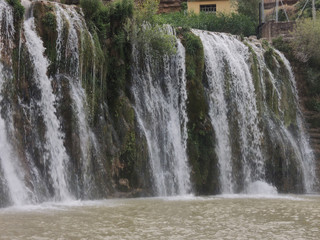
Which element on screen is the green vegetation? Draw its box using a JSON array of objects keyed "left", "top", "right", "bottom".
[
  {"left": 42, "top": 12, "right": 56, "bottom": 30},
  {"left": 124, "top": 0, "right": 177, "bottom": 57},
  {"left": 179, "top": 29, "right": 219, "bottom": 194},
  {"left": 291, "top": 17, "right": 320, "bottom": 66},
  {"left": 155, "top": 11, "right": 256, "bottom": 37},
  {"left": 79, "top": 0, "right": 177, "bottom": 114},
  {"left": 7, "top": 0, "right": 24, "bottom": 21},
  {"left": 296, "top": 0, "right": 320, "bottom": 18},
  {"left": 272, "top": 36, "right": 295, "bottom": 60},
  {"left": 79, "top": 0, "right": 133, "bottom": 117},
  {"left": 273, "top": 34, "right": 320, "bottom": 114},
  {"left": 80, "top": 0, "right": 133, "bottom": 40},
  {"left": 234, "top": 0, "right": 260, "bottom": 22},
  {"left": 33, "top": 2, "right": 58, "bottom": 76}
]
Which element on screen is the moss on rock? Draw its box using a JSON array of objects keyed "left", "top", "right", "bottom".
[
  {"left": 33, "top": 1, "right": 58, "bottom": 76},
  {"left": 179, "top": 30, "right": 219, "bottom": 195}
]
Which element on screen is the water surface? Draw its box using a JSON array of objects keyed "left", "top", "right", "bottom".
[{"left": 1, "top": 195, "right": 319, "bottom": 239}]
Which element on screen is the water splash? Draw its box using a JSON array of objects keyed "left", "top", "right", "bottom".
[{"left": 245, "top": 180, "right": 278, "bottom": 195}]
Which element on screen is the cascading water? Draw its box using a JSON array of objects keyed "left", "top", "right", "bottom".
[
  {"left": 194, "top": 29, "right": 317, "bottom": 194},
  {"left": 0, "top": 0, "right": 29, "bottom": 205},
  {"left": 247, "top": 41, "right": 317, "bottom": 193},
  {"left": 194, "top": 30, "right": 265, "bottom": 193},
  {"left": 23, "top": 12, "right": 71, "bottom": 200},
  {"left": 54, "top": 3, "right": 98, "bottom": 197},
  {"left": 275, "top": 50, "right": 317, "bottom": 192},
  {"left": 131, "top": 27, "right": 191, "bottom": 196}
]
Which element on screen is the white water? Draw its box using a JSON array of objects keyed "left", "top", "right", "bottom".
[
  {"left": 245, "top": 180, "right": 278, "bottom": 195},
  {"left": 194, "top": 30, "right": 317, "bottom": 194},
  {"left": 55, "top": 4, "right": 84, "bottom": 76},
  {"left": 0, "top": 0, "right": 29, "bottom": 205},
  {"left": 194, "top": 30, "right": 265, "bottom": 193},
  {"left": 24, "top": 16, "right": 71, "bottom": 200},
  {"left": 132, "top": 29, "right": 191, "bottom": 196},
  {"left": 246, "top": 39, "right": 317, "bottom": 193},
  {"left": 70, "top": 79, "right": 96, "bottom": 193},
  {"left": 194, "top": 30, "right": 234, "bottom": 193},
  {"left": 55, "top": 4, "right": 97, "bottom": 194},
  {"left": 275, "top": 50, "right": 317, "bottom": 192}
]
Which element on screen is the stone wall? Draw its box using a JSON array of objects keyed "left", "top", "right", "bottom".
[{"left": 260, "top": 20, "right": 295, "bottom": 40}]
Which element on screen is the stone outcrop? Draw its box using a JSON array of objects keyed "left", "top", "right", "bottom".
[{"left": 291, "top": 63, "right": 320, "bottom": 191}]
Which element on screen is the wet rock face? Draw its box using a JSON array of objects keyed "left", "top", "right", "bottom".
[{"left": 291, "top": 64, "right": 320, "bottom": 192}]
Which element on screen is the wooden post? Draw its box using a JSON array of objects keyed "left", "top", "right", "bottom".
[
  {"left": 312, "top": 0, "right": 316, "bottom": 21},
  {"left": 261, "top": 0, "right": 265, "bottom": 23},
  {"left": 276, "top": 0, "right": 279, "bottom": 22}
]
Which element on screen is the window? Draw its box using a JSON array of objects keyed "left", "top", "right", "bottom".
[{"left": 200, "top": 4, "right": 217, "bottom": 13}]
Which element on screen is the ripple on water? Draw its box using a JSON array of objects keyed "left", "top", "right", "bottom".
[{"left": 0, "top": 195, "right": 319, "bottom": 239}]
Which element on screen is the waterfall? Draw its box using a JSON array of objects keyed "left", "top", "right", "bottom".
[
  {"left": 23, "top": 15, "right": 71, "bottom": 200},
  {"left": 194, "top": 29, "right": 317, "bottom": 194},
  {"left": 275, "top": 50, "right": 317, "bottom": 192},
  {"left": 194, "top": 30, "right": 265, "bottom": 193},
  {"left": 55, "top": 3, "right": 98, "bottom": 197},
  {"left": 0, "top": 0, "right": 30, "bottom": 205},
  {"left": 247, "top": 41, "right": 317, "bottom": 193},
  {"left": 131, "top": 28, "right": 191, "bottom": 196},
  {"left": 0, "top": 0, "right": 318, "bottom": 207}
]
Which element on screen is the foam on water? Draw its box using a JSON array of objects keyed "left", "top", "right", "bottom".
[{"left": 245, "top": 180, "right": 278, "bottom": 195}]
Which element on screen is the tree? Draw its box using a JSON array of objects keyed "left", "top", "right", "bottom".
[
  {"left": 296, "top": 0, "right": 320, "bottom": 19},
  {"left": 234, "top": 0, "right": 261, "bottom": 22}
]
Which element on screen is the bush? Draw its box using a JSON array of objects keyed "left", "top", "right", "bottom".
[
  {"left": 184, "top": 32, "right": 202, "bottom": 55},
  {"left": 124, "top": 0, "right": 177, "bottom": 57},
  {"left": 296, "top": 0, "right": 320, "bottom": 19},
  {"left": 80, "top": 0, "right": 103, "bottom": 20},
  {"left": 291, "top": 17, "right": 320, "bottom": 65},
  {"left": 154, "top": 11, "right": 256, "bottom": 37},
  {"left": 42, "top": 12, "right": 56, "bottom": 30},
  {"left": 235, "top": 0, "right": 260, "bottom": 23}
]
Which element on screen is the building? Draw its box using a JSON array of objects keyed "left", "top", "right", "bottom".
[{"left": 187, "top": 0, "right": 235, "bottom": 14}]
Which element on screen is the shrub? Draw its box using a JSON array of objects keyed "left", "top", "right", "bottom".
[
  {"left": 291, "top": 17, "right": 320, "bottom": 65},
  {"left": 7, "top": 0, "right": 24, "bottom": 22},
  {"left": 124, "top": 0, "right": 177, "bottom": 57},
  {"left": 234, "top": 0, "right": 260, "bottom": 23},
  {"left": 296, "top": 0, "right": 320, "bottom": 19},
  {"left": 80, "top": 0, "right": 102, "bottom": 20},
  {"left": 154, "top": 11, "right": 256, "bottom": 37},
  {"left": 184, "top": 32, "right": 202, "bottom": 55},
  {"left": 42, "top": 12, "right": 56, "bottom": 30}
]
